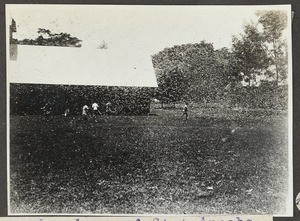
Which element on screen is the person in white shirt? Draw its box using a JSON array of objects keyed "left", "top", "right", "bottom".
[
  {"left": 82, "top": 105, "right": 89, "bottom": 120},
  {"left": 92, "top": 102, "right": 100, "bottom": 116}
]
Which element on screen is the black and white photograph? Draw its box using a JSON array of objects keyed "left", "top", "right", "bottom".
[{"left": 6, "top": 4, "right": 293, "bottom": 216}]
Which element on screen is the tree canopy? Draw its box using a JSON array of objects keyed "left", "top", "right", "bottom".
[
  {"left": 232, "top": 23, "right": 271, "bottom": 86},
  {"left": 256, "top": 10, "right": 288, "bottom": 84},
  {"left": 18, "top": 28, "right": 82, "bottom": 47},
  {"left": 152, "top": 41, "right": 239, "bottom": 103},
  {"left": 232, "top": 10, "right": 288, "bottom": 86}
]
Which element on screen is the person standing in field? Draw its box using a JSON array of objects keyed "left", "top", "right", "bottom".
[
  {"left": 182, "top": 102, "right": 188, "bottom": 120},
  {"left": 64, "top": 108, "right": 70, "bottom": 117},
  {"left": 82, "top": 104, "right": 89, "bottom": 120},
  {"left": 92, "top": 102, "right": 100, "bottom": 116},
  {"left": 106, "top": 101, "right": 116, "bottom": 115}
]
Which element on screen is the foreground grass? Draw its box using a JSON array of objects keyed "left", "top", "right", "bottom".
[{"left": 9, "top": 108, "right": 289, "bottom": 214}]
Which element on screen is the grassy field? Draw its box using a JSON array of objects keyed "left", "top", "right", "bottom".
[{"left": 9, "top": 107, "right": 289, "bottom": 214}]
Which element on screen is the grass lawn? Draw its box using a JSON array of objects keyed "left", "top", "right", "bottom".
[{"left": 9, "top": 107, "right": 289, "bottom": 214}]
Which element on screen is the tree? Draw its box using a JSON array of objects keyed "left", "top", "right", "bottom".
[
  {"left": 215, "top": 47, "right": 243, "bottom": 86},
  {"left": 256, "top": 10, "right": 288, "bottom": 85},
  {"left": 232, "top": 23, "right": 270, "bottom": 86},
  {"left": 154, "top": 67, "right": 190, "bottom": 108},
  {"left": 152, "top": 41, "right": 235, "bottom": 103},
  {"left": 18, "top": 28, "right": 82, "bottom": 47}
]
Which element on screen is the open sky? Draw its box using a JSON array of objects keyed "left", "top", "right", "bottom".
[{"left": 6, "top": 5, "right": 290, "bottom": 55}]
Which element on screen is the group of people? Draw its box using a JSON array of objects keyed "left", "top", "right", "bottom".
[
  {"left": 64, "top": 102, "right": 116, "bottom": 118},
  {"left": 64, "top": 101, "right": 189, "bottom": 120},
  {"left": 82, "top": 102, "right": 115, "bottom": 118},
  {"left": 82, "top": 102, "right": 100, "bottom": 117}
]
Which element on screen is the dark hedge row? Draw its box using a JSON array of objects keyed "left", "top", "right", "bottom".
[
  {"left": 10, "top": 83, "right": 154, "bottom": 116},
  {"left": 225, "top": 85, "right": 288, "bottom": 109}
]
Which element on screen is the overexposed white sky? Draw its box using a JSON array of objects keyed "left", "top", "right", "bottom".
[
  {"left": 6, "top": 4, "right": 290, "bottom": 55},
  {"left": 6, "top": 5, "right": 291, "bottom": 88}
]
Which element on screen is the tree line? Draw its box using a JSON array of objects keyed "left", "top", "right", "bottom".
[
  {"left": 151, "top": 10, "right": 288, "bottom": 109},
  {"left": 10, "top": 84, "right": 153, "bottom": 115}
]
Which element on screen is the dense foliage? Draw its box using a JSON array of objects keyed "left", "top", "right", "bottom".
[
  {"left": 232, "top": 11, "right": 288, "bottom": 85},
  {"left": 10, "top": 84, "right": 153, "bottom": 115},
  {"left": 232, "top": 23, "right": 271, "bottom": 86},
  {"left": 152, "top": 10, "right": 288, "bottom": 109},
  {"left": 152, "top": 42, "right": 240, "bottom": 104}
]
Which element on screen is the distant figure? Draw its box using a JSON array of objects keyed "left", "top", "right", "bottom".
[
  {"left": 41, "top": 103, "right": 51, "bottom": 115},
  {"left": 82, "top": 105, "right": 89, "bottom": 120},
  {"left": 92, "top": 102, "right": 100, "bottom": 116},
  {"left": 64, "top": 108, "right": 70, "bottom": 117},
  {"left": 203, "top": 97, "right": 207, "bottom": 107},
  {"left": 181, "top": 102, "right": 188, "bottom": 120},
  {"left": 106, "top": 102, "right": 115, "bottom": 115}
]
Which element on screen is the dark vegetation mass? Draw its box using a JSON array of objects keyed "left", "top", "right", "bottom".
[
  {"left": 151, "top": 11, "right": 288, "bottom": 109},
  {"left": 151, "top": 42, "right": 288, "bottom": 109},
  {"left": 10, "top": 84, "right": 152, "bottom": 115}
]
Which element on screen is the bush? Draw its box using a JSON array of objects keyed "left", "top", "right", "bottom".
[
  {"left": 226, "top": 85, "right": 288, "bottom": 109},
  {"left": 10, "top": 84, "right": 153, "bottom": 116}
]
